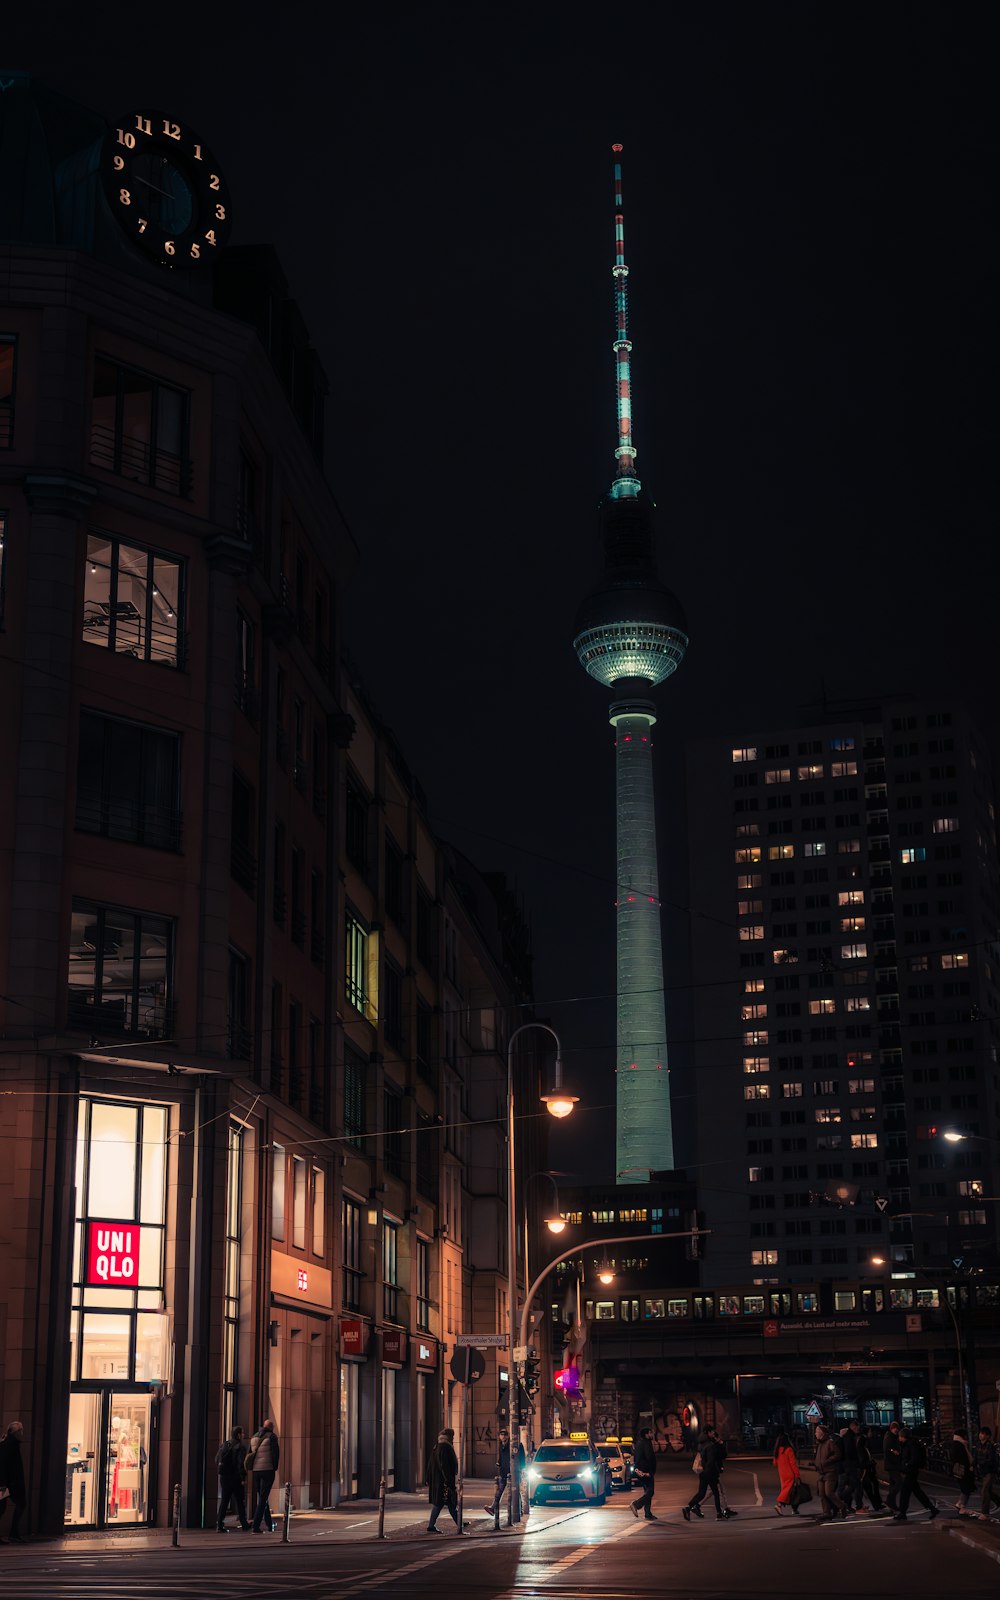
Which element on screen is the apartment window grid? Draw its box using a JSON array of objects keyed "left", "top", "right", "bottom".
[
  {"left": 345, "top": 907, "right": 369, "bottom": 1014},
  {"left": 342, "top": 1196, "right": 363, "bottom": 1310},
  {"left": 416, "top": 1237, "right": 432, "bottom": 1331},
  {"left": 68, "top": 899, "right": 173, "bottom": 1039},
  {"left": 90, "top": 355, "right": 192, "bottom": 495},
  {"left": 83, "top": 533, "right": 184, "bottom": 668},
  {"left": 383, "top": 1219, "right": 400, "bottom": 1322},
  {"left": 76, "top": 709, "right": 181, "bottom": 851}
]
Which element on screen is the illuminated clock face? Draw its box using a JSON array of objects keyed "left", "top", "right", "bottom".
[{"left": 102, "top": 111, "right": 232, "bottom": 267}]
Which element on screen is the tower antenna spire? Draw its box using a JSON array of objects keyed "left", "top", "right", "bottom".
[{"left": 611, "top": 143, "right": 640, "bottom": 500}]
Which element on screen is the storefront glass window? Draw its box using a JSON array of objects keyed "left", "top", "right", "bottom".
[
  {"left": 88, "top": 1102, "right": 138, "bottom": 1215},
  {"left": 80, "top": 1313, "right": 131, "bottom": 1380}
]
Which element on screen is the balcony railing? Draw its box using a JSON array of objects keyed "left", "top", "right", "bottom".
[
  {"left": 230, "top": 839, "right": 257, "bottom": 896},
  {"left": 227, "top": 1019, "right": 252, "bottom": 1060},
  {"left": 343, "top": 1266, "right": 364, "bottom": 1313},
  {"left": 89, "top": 421, "right": 192, "bottom": 496},
  {"left": 75, "top": 797, "right": 182, "bottom": 853}
]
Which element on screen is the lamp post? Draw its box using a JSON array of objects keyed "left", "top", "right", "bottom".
[{"left": 506, "top": 1023, "right": 577, "bottom": 1522}]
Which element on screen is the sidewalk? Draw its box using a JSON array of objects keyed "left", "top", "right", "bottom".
[{"left": 10, "top": 1479, "right": 558, "bottom": 1555}]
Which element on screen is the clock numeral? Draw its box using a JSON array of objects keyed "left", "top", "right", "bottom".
[
  {"left": 138, "top": 218, "right": 148, "bottom": 234},
  {"left": 135, "top": 115, "right": 152, "bottom": 136},
  {"left": 215, "top": 203, "right": 226, "bottom": 220},
  {"left": 209, "top": 174, "right": 221, "bottom": 191},
  {"left": 116, "top": 128, "right": 137, "bottom": 149},
  {"left": 119, "top": 188, "right": 131, "bottom": 207},
  {"left": 204, "top": 229, "right": 217, "bottom": 246},
  {"left": 190, "top": 242, "right": 201, "bottom": 259},
  {"left": 193, "top": 143, "right": 203, "bottom": 161},
  {"left": 162, "top": 119, "right": 181, "bottom": 140},
  {"left": 113, "top": 155, "right": 125, "bottom": 172},
  {"left": 164, "top": 239, "right": 176, "bottom": 256}
]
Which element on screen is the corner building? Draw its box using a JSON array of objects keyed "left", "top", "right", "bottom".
[{"left": 0, "top": 78, "right": 538, "bottom": 1533}]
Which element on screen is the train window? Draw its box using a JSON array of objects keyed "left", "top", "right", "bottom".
[
  {"left": 861, "top": 1288, "right": 884, "bottom": 1312},
  {"left": 693, "top": 1295, "right": 715, "bottom": 1320},
  {"left": 797, "top": 1292, "right": 819, "bottom": 1313},
  {"left": 915, "top": 1288, "right": 939, "bottom": 1309},
  {"left": 890, "top": 1286, "right": 914, "bottom": 1308},
  {"left": 668, "top": 1298, "right": 689, "bottom": 1319},
  {"left": 769, "top": 1291, "right": 791, "bottom": 1315},
  {"left": 834, "top": 1291, "right": 856, "bottom": 1311},
  {"left": 743, "top": 1295, "right": 765, "bottom": 1315}
]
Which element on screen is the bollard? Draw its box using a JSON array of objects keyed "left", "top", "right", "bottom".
[
  {"left": 282, "top": 1481, "right": 292, "bottom": 1542},
  {"left": 171, "top": 1483, "right": 180, "bottom": 1547},
  {"left": 493, "top": 1473, "right": 501, "bottom": 1532},
  {"left": 377, "top": 1471, "right": 386, "bottom": 1539}
]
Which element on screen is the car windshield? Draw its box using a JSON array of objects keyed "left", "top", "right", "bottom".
[
  {"left": 534, "top": 1445, "right": 592, "bottom": 1463},
  {"left": 596, "top": 1446, "right": 619, "bottom": 1459}
]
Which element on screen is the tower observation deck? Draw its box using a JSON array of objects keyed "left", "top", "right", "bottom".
[{"left": 572, "top": 147, "right": 688, "bottom": 1182}]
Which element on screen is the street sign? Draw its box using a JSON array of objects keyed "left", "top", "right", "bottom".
[
  {"left": 513, "top": 1344, "right": 529, "bottom": 1362},
  {"left": 456, "top": 1333, "right": 508, "bottom": 1347},
  {"left": 449, "top": 1346, "right": 486, "bottom": 1385},
  {"left": 953, "top": 1257, "right": 965, "bottom": 1270},
  {"left": 874, "top": 1197, "right": 889, "bottom": 1213},
  {"left": 806, "top": 1401, "right": 822, "bottom": 1420}
]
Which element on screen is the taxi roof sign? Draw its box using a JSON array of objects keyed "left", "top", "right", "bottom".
[
  {"left": 605, "top": 1435, "right": 619, "bottom": 1443},
  {"left": 569, "top": 1431, "right": 589, "bottom": 1442}
]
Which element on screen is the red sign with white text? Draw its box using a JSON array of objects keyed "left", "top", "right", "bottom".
[{"left": 85, "top": 1221, "right": 140, "bottom": 1287}]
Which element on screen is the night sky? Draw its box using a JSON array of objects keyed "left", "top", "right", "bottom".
[{"left": 10, "top": 4, "right": 997, "bottom": 1178}]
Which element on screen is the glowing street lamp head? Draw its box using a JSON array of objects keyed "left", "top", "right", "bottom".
[
  {"left": 598, "top": 1264, "right": 615, "bottom": 1286},
  {"left": 870, "top": 1255, "right": 886, "bottom": 1267},
  {"left": 943, "top": 1130, "right": 966, "bottom": 1143},
  {"left": 542, "top": 1091, "right": 578, "bottom": 1120},
  {"left": 546, "top": 1215, "right": 567, "bottom": 1235}
]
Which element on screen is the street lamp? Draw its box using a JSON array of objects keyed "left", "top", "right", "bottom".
[
  {"left": 506, "top": 1022, "right": 576, "bottom": 1523},
  {"left": 597, "top": 1264, "right": 615, "bottom": 1286}
]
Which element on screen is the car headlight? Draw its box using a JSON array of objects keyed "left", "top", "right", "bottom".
[
  {"left": 577, "top": 1466, "right": 595, "bottom": 1479},
  {"left": 526, "top": 1467, "right": 540, "bottom": 1481}
]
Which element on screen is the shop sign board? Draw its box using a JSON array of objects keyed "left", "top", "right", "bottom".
[
  {"left": 382, "top": 1327, "right": 407, "bottom": 1366},
  {"left": 415, "top": 1339, "right": 438, "bottom": 1371},
  {"left": 85, "top": 1220, "right": 141, "bottom": 1286},
  {"left": 340, "top": 1316, "right": 368, "bottom": 1359}
]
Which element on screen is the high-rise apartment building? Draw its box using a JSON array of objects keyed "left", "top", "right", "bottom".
[{"left": 689, "top": 698, "right": 1000, "bottom": 1297}]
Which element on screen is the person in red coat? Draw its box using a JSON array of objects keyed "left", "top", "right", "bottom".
[{"left": 773, "top": 1431, "right": 802, "bottom": 1515}]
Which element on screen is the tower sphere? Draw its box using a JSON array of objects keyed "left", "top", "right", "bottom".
[{"left": 573, "top": 575, "right": 688, "bottom": 688}]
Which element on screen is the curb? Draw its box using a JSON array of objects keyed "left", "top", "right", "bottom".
[{"left": 936, "top": 1520, "right": 1000, "bottom": 1567}]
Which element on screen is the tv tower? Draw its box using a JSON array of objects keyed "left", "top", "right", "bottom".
[{"left": 573, "top": 145, "right": 688, "bottom": 1182}]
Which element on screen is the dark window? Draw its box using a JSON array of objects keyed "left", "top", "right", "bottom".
[
  {"left": 384, "top": 837, "right": 404, "bottom": 926},
  {"left": 345, "top": 777, "right": 368, "bottom": 875},
  {"left": 293, "top": 697, "right": 307, "bottom": 791},
  {"left": 342, "top": 1196, "right": 362, "bottom": 1309},
  {"left": 416, "top": 1110, "right": 438, "bottom": 1203},
  {"left": 68, "top": 900, "right": 172, "bottom": 1038},
  {"left": 90, "top": 356, "right": 191, "bottom": 494},
  {"left": 236, "top": 446, "right": 260, "bottom": 549},
  {"left": 384, "top": 1087, "right": 404, "bottom": 1178},
  {"left": 310, "top": 869, "right": 324, "bottom": 964},
  {"left": 235, "top": 609, "right": 257, "bottom": 722},
  {"left": 273, "top": 820, "right": 286, "bottom": 927},
  {"left": 417, "top": 1237, "right": 431, "bottom": 1330},
  {"left": 416, "top": 887, "right": 435, "bottom": 972},
  {"left": 230, "top": 772, "right": 257, "bottom": 894},
  {"left": 76, "top": 709, "right": 180, "bottom": 850},
  {"left": 384, "top": 958, "right": 404, "bottom": 1051},
  {"left": 83, "top": 533, "right": 183, "bottom": 667},
  {"left": 308, "top": 1018, "right": 323, "bottom": 1124},
  {"left": 227, "top": 948, "right": 251, "bottom": 1058},
  {"left": 416, "top": 998, "right": 433, "bottom": 1083},
  {"left": 383, "top": 1219, "right": 399, "bottom": 1322},
  {"left": 275, "top": 669, "right": 288, "bottom": 768},
  {"left": 344, "top": 1047, "right": 366, "bottom": 1148},
  {"left": 291, "top": 847, "right": 305, "bottom": 945},
  {"left": 0, "top": 337, "right": 16, "bottom": 447},
  {"left": 312, "top": 726, "right": 326, "bottom": 816},
  {"left": 288, "top": 999, "right": 302, "bottom": 1107},
  {"left": 269, "top": 981, "right": 283, "bottom": 1095}
]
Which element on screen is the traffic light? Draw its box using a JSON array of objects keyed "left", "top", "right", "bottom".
[{"left": 523, "top": 1348, "right": 540, "bottom": 1396}]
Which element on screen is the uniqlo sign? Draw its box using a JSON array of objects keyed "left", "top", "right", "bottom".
[{"left": 85, "top": 1221, "right": 140, "bottom": 1286}]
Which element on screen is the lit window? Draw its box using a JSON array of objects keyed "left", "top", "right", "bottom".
[
  {"left": 804, "top": 842, "right": 826, "bottom": 857},
  {"left": 808, "top": 998, "right": 836, "bottom": 1015},
  {"left": 841, "top": 943, "right": 867, "bottom": 960},
  {"left": 848, "top": 1078, "right": 876, "bottom": 1094},
  {"left": 83, "top": 534, "right": 184, "bottom": 667},
  {"left": 900, "top": 847, "right": 927, "bottom": 863},
  {"left": 772, "top": 948, "right": 798, "bottom": 965},
  {"left": 814, "top": 1107, "right": 841, "bottom": 1123},
  {"left": 765, "top": 768, "right": 791, "bottom": 784},
  {"left": 738, "top": 899, "right": 763, "bottom": 915},
  {"left": 744, "top": 1084, "right": 771, "bottom": 1100},
  {"left": 849, "top": 1105, "right": 877, "bottom": 1122},
  {"left": 732, "top": 747, "right": 758, "bottom": 763},
  {"left": 739, "top": 924, "right": 764, "bottom": 941},
  {"left": 751, "top": 1250, "right": 778, "bottom": 1266},
  {"left": 735, "top": 822, "right": 760, "bottom": 837},
  {"left": 737, "top": 873, "right": 763, "bottom": 890},
  {"left": 840, "top": 916, "right": 866, "bottom": 933},
  {"left": 940, "top": 953, "right": 969, "bottom": 969},
  {"left": 782, "top": 1082, "right": 803, "bottom": 1098},
  {"left": 797, "top": 764, "right": 824, "bottom": 780},
  {"left": 830, "top": 736, "right": 855, "bottom": 751},
  {"left": 743, "top": 979, "right": 766, "bottom": 994},
  {"left": 844, "top": 995, "right": 870, "bottom": 1012},
  {"left": 838, "top": 890, "right": 865, "bottom": 906},
  {"left": 830, "top": 761, "right": 858, "bottom": 777},
  {"left": 735, "top": 847, "right": 762, "bottom": 864},
  {"left": 743, "top": 1030, "right": 769, "bottom": 1046},
  {"left": 743, "top": 1056, "right": 770, "bottom": 1073},
  {"left": 958, "top": 1180, "right": 983, "bottom": 1198},
  {"left": 748, "top": 1166, "right": 769, "bottom": 1182},
  {"left": 838, "top": 839, "right": 861, "bottom": 854},
  {"left": 768, "top": 844, "right": 795, "bottom": 860},
  {"left": 932, "top": 817, "right": 959, "bottom": 834},
  {"left": 741, "top": 1003, "right": 767, "bottom": 1020},
  {"left": 850, "top": 1133, "right": 878, "bottom": 1149}
]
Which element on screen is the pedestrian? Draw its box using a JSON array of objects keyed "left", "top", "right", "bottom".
[
  {"left": 837, "top": 1422, "right": 863, "bottom": 1512},
  {"left": 426, "top": 1427, "right": 462, "bottom": 1533},
  {"left": 974, "top": 1427, "right": 1000, "bottom": 1520},
  {"left": 682, "top": 1427, "right": 729, "bottom": 1521},
  {"left": 215, "top": 1424, "right": 251, "bottom": 1532},
  {"left": 714, "top": 1429, "right": 738, "bottom": 1517},
  {"left": 246, "top": 1418, "right": 280, "bottom": 1534},
  {"left": 813, "top": 1424, "right": 848, "bottom": 1522},
  {"left": 858, "top": 1427, "right": 886, "bottom": 1514},
  {"left": 0, "top": 1422, "right": 27, "bottom": 1543},
  {"left": 893, "top": 1427, "right": 938, "bottom": 1522},
  {"left": 630, "top": 1427, "right": 658, "bottom": 1520},
  {"left": 883, "top": 1420, "right": 903, "bottom": 1512},
  {"left": 485, "top": 1427, "right": 511, "bottom": 1516},
  {"left": 949, "top": 1427, "right": 975, "bottom": 1515},
  {"left": 773, "top": 1430, "right": 802, "bottom": 1515}
]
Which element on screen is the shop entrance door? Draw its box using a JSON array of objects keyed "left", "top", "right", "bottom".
[{"left": 65, "top": 1388, "right": 156, "bottom": 1528}]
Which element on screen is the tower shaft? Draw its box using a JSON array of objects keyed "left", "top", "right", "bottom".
[
  {"left": 613, "top": 704, "right": 673, "bottom": 1178},
  {"left": 611, "top": 146, "right": 639, "bottom": 500}
]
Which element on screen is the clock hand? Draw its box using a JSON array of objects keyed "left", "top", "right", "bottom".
[{"left": 133, "top": 174, "right": 175, "bottom": 199}]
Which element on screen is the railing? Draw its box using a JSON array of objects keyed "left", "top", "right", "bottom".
[
  {"left": 89, "top": 421, "right": 192, "bottom": 496},
  {"left": 230, "top": 840, "right": 257, "bottom": 896},
  {"left": 342, "top": 1266, "right": 364, "bottom": 1312},
  {"left": 75, "top": 797, "right": 182, "bottom": 853},
  {"left": 68, "top": 992, "right": 173, "bottom": 1041},
  {"left": 227, "top": 1020, "right": 252, "bottom": 1061}
]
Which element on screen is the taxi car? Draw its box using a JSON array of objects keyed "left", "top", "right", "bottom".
[
  {"left": 596, "top": 1438, "right": 632, "bottom": 1492},
  {"left": 526, "top": 1435, "right": 609, "bottom": 1506}
]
